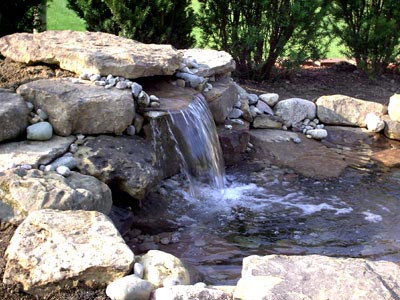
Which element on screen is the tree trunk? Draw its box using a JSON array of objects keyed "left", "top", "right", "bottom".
[{"left": 34, "top": 0, "right": 47, "bottom": 33}]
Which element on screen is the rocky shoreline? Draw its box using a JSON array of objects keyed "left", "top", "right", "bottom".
[{"left": 0, "top": 30, "right": 400, "bottom": 299}]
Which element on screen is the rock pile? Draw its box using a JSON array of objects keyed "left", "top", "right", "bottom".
[{"left": 0, "top": 30, "right": 399, "bottom": 300}]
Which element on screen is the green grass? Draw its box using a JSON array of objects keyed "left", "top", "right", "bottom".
[
  {"left": 47, "top": 0, "right": 86, "bottom": 31},
  {"left": 47, "top": 0, "right": 345, "bottom": 58}
]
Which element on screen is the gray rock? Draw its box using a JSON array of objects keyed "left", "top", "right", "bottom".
[
  {"left": 0, "top": 169, "right": 112, "bottom": 224},
  {"left": 126, "top": 125, "right": 136, "bottom": 136},
  {"left": 176, "top": 79, "right": 186, "bottom": 88},
  {"left": 259, "top": 93, "right": 279, "bottom": 107},
  {"left": 228, "top": 108, "right": 243, "bottom": 119},
  {"left": 79, "top": 72, "right": 91, "bottom": 80},
  {"left": 365, "top": 113, "right": 385, "bottom": 132},
  {"left": 175, "top": 72, "right": 205, "bottom": 89},
  {"left": 388, "top": 94, "right": 400, "bottom": 121},
  {"left": 204, "top": 81, "right": 238, "bottom": 124},
  {"left": 47, "top": 155, "right": 78, "bottom": 171},
  {"left": 131, "top": 82, "right": 143, "bottom": 98},
  {"left": 256, "top": 100, "right": 274, "bottom": 115},
  {"left": 151, "top": 286, "right": 232, "bottom": 300},
  {"left": 249, "top": 106, "right": 262, "bottom": 117},
  {"left": 137, "top": 91, "right": 151, "bottom": 107},
  {"left": 56, "top": 165, "right": 71, "bottom": 177},
  {"left": 3, "top": 210, "right": 134, "bottom": 296},
  {"left": 179, "top": 48, "right": 236, "bottom": 77},
  {"left": 134, "top": 114, "right": 145, "bottom": 134},
  {"left": 248, "top": 94, "right": 259, "bottom": 105},
  {"left": 115, "top": 81, "right": 128, "bottom": 90},
  {"left": 0, "top": 31, "right": 181, "bottom": 79},
  {"left": 138, "top": 250, "right": 190, "bottom": 288},
  {"left": 253, "top": 115, "right": 283, "bottom": 129},
  {"left": 306, "top": 128, "right": 328, "bottom": 140},
  {"left": 0, "top": 89, "right": 30, "bottom": 142},
  {"left": 27, "top": 121, "right": 53, "bottom": 141},
  {"left": 316, "top": 94, "right": 387, "bottom": 127},
  {"left": 17, "top": 79, "right": 135, "bottom": 136},
  {"left": 274, "top": 98, "right": 316, "bottom": 127},
  {"left": 94, "top": 80, "right": 106, "bottom": 86},
  {"left": 74, "top": 135, "right": 159, "bottom": 200},
  {"left": 107, "top": 77, "right": 117, "bottom": 86},
  {"left": 235, "top": 254, "right": 400, "bottom": 300},
  {"left": 134, "top": 262, "right": 144, "bottom": 279},
  {"left": 36, "top": 108, "right": 48, "bottom": 120},
  {"left": 383, "top": 116, "right": 400, "bottom": 141},
  {"left": 89, "top": 74, "right": 101, "bottom": 82},
  {"left": 0, "top": 136, "right": 75, "bottom": 170},
  {"left": 106, "top": 275, "right": 154, "bottom": 300}
]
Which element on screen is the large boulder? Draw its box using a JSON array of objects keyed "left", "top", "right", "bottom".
[
  {"left": 137, "top": 250, "right": 191, "bottom": 288},
  {"left": 204, "top": 81, "right": 238, "bottom": 124},
  {"left": 0, "top": 89, "right": 30, "bottom": 142},
  {"left": 17, "top": 79, "right": 134, "bottom": 136},
  {"left": 74, "top": 135, "right": 159, "bottom": 200},
  {"left": 316, "top": 94, "right": 387, "bottom": 127},
  {"left": 383, "top": 116, "right": 400, "bottom": 141},
  {"left": 180, "top": 48, "right": 236, "bottom": 77},
  {"left": 0, "top": 168, "right": 112, "bottom": 224},
  {"left": 250, "top": 129, "right": 348, "bottom": 179},
  {"left": 274, "top": 98, "right": 316, "bottom": 127},
  {"left": 0, "top": 135, "right": 75, "bottom": 171},
  {"left": 388, "top": 94, "right": 400, "bottom": 122},
  {"left": 0, "top": 31, "right": 182, "bottom": 78},
  {"left": 3, "top": 209, "right": 134, "bottom": 296},
  {"left": 234, "top": 254, "right": 400, "bottom": 300}
]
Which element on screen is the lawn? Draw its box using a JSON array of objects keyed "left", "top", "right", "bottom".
[{"left": 47, "top": 0, "right": 345, "bottom": 58}]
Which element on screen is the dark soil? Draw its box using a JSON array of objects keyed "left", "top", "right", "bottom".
[{"left": 0, "top": 57, "right": 399, "bottom": 299}]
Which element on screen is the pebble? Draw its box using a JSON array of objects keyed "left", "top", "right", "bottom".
[
  {"left": 259, "top": 93, "right": 279, "bottom": 107},
  {"left": 306, "top": 129, "right": 328, "bottom": 140},
  {"left": 89, "top": 74, "right": 101, "bottom": 82},
  {"left": 194, "top": 282, "right": 207, "bottom": 288},
  {"left": 56, "top": 166, "right": 71, "bottom": 177},
  {"left": 48, "top": 155, "right": 78, "bottom": 171},
  {"left": 248, "top": 94, "right": 259, "bottom": 105},
  {"left": 132, "top": 82, "right": 143, "bottom": 98},
  {"left": 79, "top": 72, "right": 91, "bottom": 80},
  {"left": 160, "top": 237, "right": 171, "bottom": 245},
  {"left": 27, "top": 121, "right": 53, "bottom": 141},
  {"left": 292, "top": 137, "right": 302, "bottom": 144},
  {"left": 94, "top": 80, "right": 106, "bottom": 86},
  {"left": 106, "top": 274, "right": 153, "bottom": 300},
  {"left": 71, "top": 78, "right": 82, "bottom": 84},
  {"left": 116, "top": 81, "right": 128, "bottom": 90},
  {"left": 186, "top": 57, "right": 199, "bottom": 69},
  {"left": 20, "top": 164, "right": 32, "bottom": 170},
  {"left": 107, "top": 77, "right": 117, "bottom": 86},
  {"left": 228, "top": 108, "right": 243, "bottom": 119},
  {"left": 134, "top": 263, "right": 144, "bottom": 279},
  {"left": 69, "top": 143, "right": 79, "bottom": 153},
  {"left": 231, "top": 119, "right": 245, "bottom": 125},
  {"left": 176, "top": 79, "right": 186, "bottom": 88},
  {"left": 25, "top": 101, "right": 34, "bottom": 111},
  {"left": 105, "top": 84, "right": 114, "bottom": 89},
  {"left": 235, "top": 100, "right": 242, "bottom": 108},
  {"left": 150, "top": 95, "right": 160, "bottom": 102},
  {"left": 249, "top": 106, "right": 262, "bottom": 117},
  {"left": 137, "top": 91, "right": 151, "bottom": 107},
  {"left": 36, "top": 109, "right": 48, "bottom": 120},
  {"left": 206, "top": 83, "right": 213, "bottom": 90},
  {"left": 126, "top": 125, "right": 136, "bottom": 136},
  {"left": 225, "top": 124, "right": 233, "bottom": 130}
]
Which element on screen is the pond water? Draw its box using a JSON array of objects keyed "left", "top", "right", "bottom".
[{"left": 130, "top": 163, "right": 400, "bottom": 285}]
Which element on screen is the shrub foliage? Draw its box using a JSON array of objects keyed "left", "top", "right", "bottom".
[{"left": 330, "top": 0, "right": 400, "bottom": 75}]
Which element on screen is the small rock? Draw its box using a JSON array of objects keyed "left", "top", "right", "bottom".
[
  {"left": 105, "top": 84, "right": 114, "bottom": 89},
  {"left": 228, "top": 108, "right": 243, "bottom": 119},
  {"left": 249, "top": 106, "right": 262, "bottom": 117},
  {"left": 69, "top": 143, "right": 79, "bottom": 153},
  {"left": 79, "top": 72, "right": 91, "bottom": 80},
  {"left": 316, "top": 124, "right": 325, "bottom": 129},
  {"left": 126, "top": 125, "right": 136, "bottom": 136},
  {"left": 36, "top": 109, "right": 48, "bottom": 120},
  {"left": 194, "top": 239, "right": 206, "bottom": 247},
  {"left": 134, "top": 114, "right": 145, "bottom": 134},
  {"left": 259, "top": 93, "right": 279, "bottom": 107},
  {"left": 27, "top": 122, "right": 53, "bottom": 141},
  {"left": 231, "top": 119, "right": 245, "bottom": 125},
  {"left": 56, "top": 165, "right": 71, "bottom": 177},
  {"left": 116, "top": 81, "right": 128, "bottom": 90},
  {"left": 132, "top": 82, "right": 143, "bottom": 98},
  {"left": 235, "top": 100, "right": 242, "bottom": 108},
  {"left": 150, "top": 101, "right": 160, "bottom": 108},
  {"left": 126, "top": 81, "right": 133, "bottom": 88},
  {"left": 150, "top": 95, "right": 160, "bottom": 102},
  {"left": 225, "top": 124, "right": 233, "bottom": 130},
  {"left": 306, "top": 129, "right": 328, "bottom": 140},
  {"left": 309, "top": 121, "right": 317, "bottom": 128},
  {"left": 47, "top": 155, "right": 78, "bottom": 171},
  {"left": 186, "top": 57, "right": 199, "bottom": 69},
  {"left": 89, "top": 74, "right": 101, "bottom": 82},
  {"left": 194, "top": 282, "right": 207, "bottom": 288},
  {"left": 25, "top": 102, "right": 34, "bottom": 111},
  {"left": 365, "top": 113, "right": 385, "bottom": 132},
  {"left": 248, "top": 94, "right": 259, "bottom": 105},
  {"left": 20, "top": 164, "right": 32, "bottom": 170},
  {"left": 106, "top": 274, "right": 153, "bottom": 300},
  {"left": 175, "top": 72, "right": 205, "bottom": 89},
  {"left": 70, "top": 78, "right": 82, "bottom": 84},
  {"left": 176, "top": 79, "right": 186, "bottom": 88},
  {"left": 94, "top": 80, "right": 106, "bottom": 86},
  {"left": 134, "top": 263, "right": 144, "bottom": 279},
  {"left": 160, "top": 237, "right": 170, "bottom": 245},
  {"left": 137, "top": 91, "right": 150, "bottom": 107},
  {"left": 206, "top": 83, "right": 213, "bottom": 90},
  {"left": 303, "top": 119, "right": 310, "bottom": 126},
  {"left": 292, "top": 137, "right": 302, "bottom": 144}
]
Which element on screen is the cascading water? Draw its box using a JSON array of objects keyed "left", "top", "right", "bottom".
[{"left": 151, "top": 94, "right": 225, "bottom": 196}]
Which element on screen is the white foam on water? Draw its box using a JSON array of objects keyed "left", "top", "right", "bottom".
[{"left": 362, "top": 211, "right": 383, "bottom": 223}]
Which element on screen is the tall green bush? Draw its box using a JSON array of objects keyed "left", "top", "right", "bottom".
[
  {"left": 67, "top": 0, "right": 195, "bottom": 48},
  {"left": 198, "top": 0, "right": 331, "bottom": 80},
  {"left": 0, "top": 0, "right": 43, "bottom": 37},
  {"left": 330, "top": 0, "right": 400, "bottom": 75}
]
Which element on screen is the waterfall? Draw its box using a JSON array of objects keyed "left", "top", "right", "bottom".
[{"left": 151, "top": 94, "right": 226, "bottom": 196}]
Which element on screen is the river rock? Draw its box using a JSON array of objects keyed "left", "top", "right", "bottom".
[
  {"left": 3, "top": 209, "right": 134, "bottom": 296},
  {"left": 0, "top": 168, "right": 112, "bottom": 224},
  {"left": 365, "top": 113, "right": 385, "bottom": 132},
  {"left": 137, "top": 250, "right": 191, "bottom": 288},
  {"left": 74, "top": 135, "right": 159, "bottom": 200},
  {"left": 274, "top": 98, "right": 316, "bottom": 127},
  {"left": 26, "top": 121, "right": 53, "bottom": 141},
  {"left": 234, "top": 254, "right": 400, "bottom": 300},
  {"left": 259, "top": 93, "right": 279, "bottom": 107},
  {"left": 17, "top": 79, "right": 134, "bottom": 136},
  {"left": 204, "top": 81, "right": 238, "bottom": 124},
  {"left": 383, "top": 116, "right": 400, "bottom": 141},
  {"left": 256, "top": 100, "right": 274, "bottom": 115},
  {"left": 151, "top": 286, "right": 232, "bottom": 300},
  {"left": 306, "top": 128, "right": 328, "bottom": 140},
  {"left": 180, "top": 48, "right": 236, "bottom": 77},
  {"left": 388, "top": 94, "right": 400, "bottom": 121},
  {"left": 106, "top": 274, "right": 154, "bottom": 300},
  {"left": 218, "top": 121, "right": 250, "bottom": 165},
  {"left": 0, "top": 31, "right": 181, "bottom": 78},
  {"left": 0, "top": 136, "right": 75, "bottom": 170},
  {"left": 316, "top": 94, "right": 387, "bottom": 127},
  {"left": 0, "top": 89, "right": 30, "bottom": 142},
  {"left": 253, "top": 115, "right": 283, "bottom": 129},
  {"left": 46, "top": 155, "right": 78, "bottom": 171},
  {"left": 250, "top": 129, "right": 348, "bottom": 179},
  {"left": 228, "top": 108, "right": 243, "bottom": 119}
]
